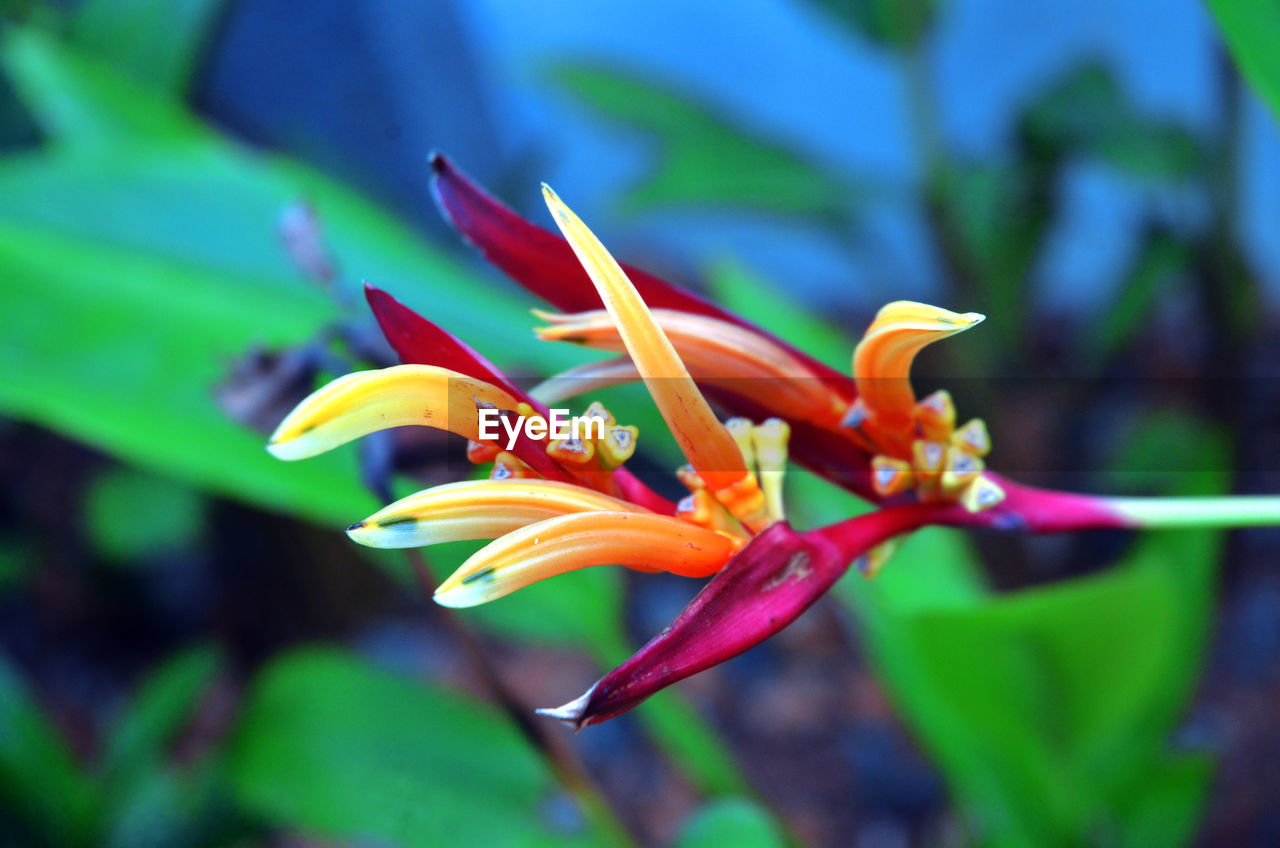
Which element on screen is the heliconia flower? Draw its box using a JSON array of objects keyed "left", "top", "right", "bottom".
[{"left": 264, "top": 156, "right": 1280, "bottom": 733}]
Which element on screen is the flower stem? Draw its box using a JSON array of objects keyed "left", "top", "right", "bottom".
[{"left": 1106, "top": 496, "right": 1280, "bottom": 529}]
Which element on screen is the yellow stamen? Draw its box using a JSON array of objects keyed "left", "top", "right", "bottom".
[
  {"left": 267, "top": 365, "right": 521, "bottom": 461},
  {"left": 541, "top": 185, "right": 763, "bottom": 524},
  {"left": 914, "top": 389, "right": 955, "bottom": 442},
  {"left": 434, "top": 512, "right": 742, "bottom": 608},
  {"left": 871, "top": 456, "right": 915, "bottom": 497},
  {"left": 959, "top": 475, "right": 1006, "bottom": 513},
  {"left": 952, "top": 418, "right": 991, "bottom": 457},
  {"left": 346, "top": 479, "right": 643, "bottom": 549},
  {"left": 546, "top": 435, "right": 596, "bottom": 467},
  {"left": 491, "top": 452, "right": 538, "bottom": 480},
  {"left": 596, "top": 424, "right": 639, "bottom": 469},
  {"left": 940, "top": 447, "right": 984, "bottom": 495},
  {"left": 751, "top": 418, "right": 790, "bottom": 522}
]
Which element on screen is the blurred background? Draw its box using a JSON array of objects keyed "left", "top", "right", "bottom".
[{"left": 2, "top": 0, "right": 1279, "bottom": 846}]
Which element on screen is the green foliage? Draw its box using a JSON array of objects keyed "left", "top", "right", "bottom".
[
  {"left": 230, "top": 648, "right": 613, "bottom": 848},
  {"left": 84, "top": 468, "right": 205, "bottom": 564},
  {"left": 0, "top": 656, "right": 98, "bottom": 846},
  {"left": 1022, "top": 66, "right": 1205, "bottom": 179},
  {"left": 0, "top": 27, "right": 576, "bottom": 528},
  {"left": 70, "top": 0, "right": 226, "bottom": 95},
  {"left": 1207, "top": 0, "right": 1280, "bottom": 123},
  {"left": 0, "top": 646, "right": 236, "bottom": 848},
  {"left": 804, "top": 0, "right": 938, "bottom": 49},
  {"left": 1083, "top": 233, "right": 1190, "bottom": 369},
  {"left": 552, "top": 64, "right": 854, "bottom": 223},
  {"left": 675, "top": 798, "right": 787, "bottom": 848}
]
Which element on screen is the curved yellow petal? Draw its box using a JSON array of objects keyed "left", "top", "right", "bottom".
[
  {"left": 537, "top": 309, "right": 845, "bottom": 425},
  {"left": 346, "top": 479, "right": 644, "bottom": 548},
  {"left": 541, "top": 185, "right": 748, "bottom": 495},
  {"left": 852, "top": 301, "right": 984, "bottom": 425},
  {"left": 434, "top": 511, "right": 741, "bottom": 608},
  {"left": 267, "top": 364, "right": 520, "bottom": 460}
]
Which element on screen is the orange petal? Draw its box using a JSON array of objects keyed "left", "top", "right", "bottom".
[
  {"left": 852, "top": 302, "right": 983, "bottom": 426},
  {"left": 346, "top": 479, "right": 644, "bottom": 548},
  {"left": 434, "top": 511, "right": 741, "bottom": 607},
  {"left": 537, "top": 308, "right": 846, "bottom": 425}
]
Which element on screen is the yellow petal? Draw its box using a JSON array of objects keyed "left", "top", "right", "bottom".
[
  {"left": 434, "top": 511, "right": 740, "bottom": 608},
  {"left": 267, "top": 364, "right": 520, "bottom": 460},
  {"left": 852, "top": 302, "right": 983, "bottom": 426},
  {"left": 346, "top": 479, "right": 644, "bottom": 548},
  {"left": 541, "top": 186, "right": 747, "bottom": 494}
]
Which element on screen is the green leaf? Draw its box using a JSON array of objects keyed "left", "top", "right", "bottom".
[
  {"left": 231, "top": 649, "right": 612, "bottom": 848},
  {"left": 1022, "top": 66, "right": 1204, "bottom": 179},
  {"left": 84, "top": 468, "right": 206, "bottom": 564},
  {"left": 1082, "top": 234, "right": 1190, "bottom": 369},
  {"left": 1206, "top": 0, "right": 1280, "bottom": 124},
  {"left": 0, "top": 655, "right": 97, "bottom": 847},
  {"left": 833, "top": 417, "right": 1226, "bottom": 846},
  {"left": 101, "top": 647, "right": 221, "bottom": 792},
  {"left": 70, "top": 0, "right": 226, "bottom": 95},
  {"left": 101, "top": 757, "right": 241, "bottom": 848},
  {"left": 674, "top": 798, "right": 787, "bottom": 848},
  {"left": 0, "top": 28, "right": 578, "bottom": 526},
  {"left": 803, "top": 0, "right": 938, "bottom": 49},
  {"left": 3, "top": 27, "right": 208, "bottom": 149},
  {"left": 552, "top": 64, "right": 853, "bottom": 223},
  {"left": 0, "top": 219, "right": 376, "bottom": 527}
]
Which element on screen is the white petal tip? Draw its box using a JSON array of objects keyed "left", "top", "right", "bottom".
[
  {"left": 535, "top": 687, "right": 596, "bottom": 729},
  {"left": 432, "top": 584, "right": 489, "bottom": 609},
  {"left": 962, "top": 312, "right": 986, "bottom": 325},
  {"left": 265, "top": 439, "right": 307, "bottom": 461}
]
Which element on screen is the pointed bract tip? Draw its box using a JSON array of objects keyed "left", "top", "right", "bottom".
[
  {"left": 535, "top": 686, "right": 597, "bottom": 731},
  {"left": 346, "top": 522, "right": 364, "bottom": 533},
  {"left": 428, "top": 150, "right": 448, "bottom": 174},
  {"left": 963, "top": 312, "right": 986, "bottom": 325}
]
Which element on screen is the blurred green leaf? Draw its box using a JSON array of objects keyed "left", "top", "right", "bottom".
[
  {"left": 102, "top": 646, "right": 221, "bottom": 792},
  {"left": 0, "top": 28, "right": 579, "bottom": 527},
  {"left": 552, "top": 64, "right": 853, "bottom": 223},
  {"left": 1207, "top": 0, "right": 1280, "bottom": 123},
  {"left": 0, "top": 219, "right": 375, "bottom": 526},
  {"left": 1023, "top": 66, "right": 1204, "bottom": 179},
  {"left": 0, "top": 655, "right": 97, "bottom": 847},
  {"left": 232, "top": 649, "right": 611, "bottom": 848},
  {"left": 3, "top": 26, "right": 207, "bottom": 149},
  {"left": 804, "top": 0, "right": 938, "bottom": 49},
  {"left": 101, "top": 756, "right": 240, "bottom": 848},
  {"left": 834, "top": 415, "right": 1225, "bottom": 846},
  {"left": 674, "top": 798, "right": 786, "bottom": 848},
  {"left": 84, "top": 469, "right": 206, "bottom": 564},
  {"left": 1083, "top": 233, "right": 1190, "bottom": 369},
  {"left": 70, "top": 0, "right": 225, "bottom": 95}
]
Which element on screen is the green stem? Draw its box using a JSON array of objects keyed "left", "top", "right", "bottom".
[{"left": 1108, "top": 496, "right": 1280, "bottom": 528}]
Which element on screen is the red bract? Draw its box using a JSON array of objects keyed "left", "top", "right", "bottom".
[{"left": 539, "top": 505, "right": 936, "bottom": 728}]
